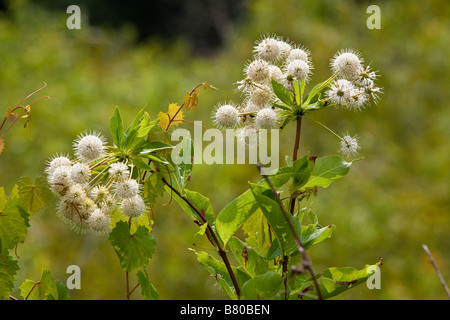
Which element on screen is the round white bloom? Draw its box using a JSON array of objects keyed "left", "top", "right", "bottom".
[
  {"left": 69, "top": 162, "right": 91, "bottom": 184},
  {"left": 237, "top": 125, "right": 259, "bottom": 147},
  {"left": 287, "top": 47, "right": 309, "bottom": 63},
  {"left": 340, "top": 135, "right": 360, "bottom": 156},
  {"left": 108, "top": 162, "right": 129, "bottom": 181},
  {"left": 90, "top": 185, "right": 110, "bottom": 203},
  {"left": 276, "top": 40, "right": 292, "bottom": 60},
  {"left": 213, "top": 104, "right": 240, "bottom": 129},
  {"left": 326, "top": 79, "right": 355, "bottom": 106},
  {"left": 87, "top": 208, "right": 111, "bottom": 235},
  {"left": 46, "top": 155, "right": 72, "bottom": 176},
  {"left": 49, "top": 166, "right": 73, "bottom": 194},
  {"left": 245, "top": 59, "right": 270, "bottom": 83},
  {"left": 115, "top": 179, "right": 140, "bottom": 199},
  {"left": 57, "top": 196, "right": 92, "bottom": 233},
  {"left": 243, "top": 100, "right": 264, "bottom": 114},
  {"left": 249, "top": 84, "right": 272, "bottom": 107},
  {"left": 121, "top": 195, "right": 146, "bottom": 218},
  {"left": 73, "top": 132, "right": 106, "bottom": 161},
  {"left": 346, "top": 88, "right": 368, "bottom": 111},
  {"left": 269, "top": 65, "right": 285, "bottom": 83},
  {"left": 254, "top": 37, "right": 280, "bottom": 62},
  {"left": 65, "top": 184, "right": 87, "bottom": 204},
  {"left": 255, "top": 108, "right": 278, "bottom": 129},
  {"left": 285, "top": 59, "right": 311, "bottom": 81},
  {"left": 100, "top": 194, "right": 118, "bottom": 214},
  {"left": 330, "top": 50, "right": 363, "bottom": 80}
]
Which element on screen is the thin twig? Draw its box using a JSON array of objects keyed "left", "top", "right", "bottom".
[{"left": 422, "top": 244, "right": 450, "bottom": 299}]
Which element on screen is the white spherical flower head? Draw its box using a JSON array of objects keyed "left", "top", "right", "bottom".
[
  {"left": 254, "top": 37, "right": 281, "bottom": 62},
  {"left": 73, "top": 132, "right": 106, "bottom": 161},
  {"left": 65, "top": 184, "right": 87, "bottom": 204},
  {"left": 326, "top": 79, "right": 355, "bottom": 106},
  {"left": 269, "top": 65, "right": 285, "bottom": 83},
  {"left": 287, "top": 47, "right": 309, "bottom": 63},
  {"left": 255, "top": 108, "right": 278, "bottom": 129},
  {"left": 285, "top": 59, "right": 311, "bottom": 81},
  {"left": 108, "top": 162, "right": 129, "bottom": 181},
  {"left": 237, "top": 125, "right": 259, "bottom": 147},
  {"left": 87, "top": 208, "right": 111, "bottom": 235},
  {"left": 249, "top": 84, "right": 273, "bottom": 107},
  {"left": 331, "top": 50, "right": 363, "bottom": 80},
  {"left": 70, "top": 162, "right": 91, "bottom": 184},
  {"left": 115, "top": 179, "right": 140, "bottom": 199},
  {"left": 49, "top": 166, "right": 73, "bottom": 194},
  {"left": 340, "top": 135, "right": 360, "bottom": 156},
  {"left": 46, "top": 155, "right": 72, "bottom": 175},
  {"left": 121, "top": 195, "right": 146, "bottom": 218},
  {"left": 276, "top": 40, "right": 292, "bottom": 60},
  {"left": 213, "top": 104, "right": 240, "bottom": 129},
  {"left": 90, "top": 185, "right": 110, "bottom": 203},
  {"left": 100, "top": 194, "right": 118, "bottom": 214},
  {"left": 245, "top": 59, "right": 270, "bottom": 83},
  {"left": 346, "top": 88, "right": 368, "bottom": 111}
]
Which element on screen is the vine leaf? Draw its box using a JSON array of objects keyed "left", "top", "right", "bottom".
[
  {"left": 184, "top": 89, "right": 200, "bottom": 111},
  {"left": 109, "top": 221, "right": 156, "bottom": 272},
  {"left": 17, "top": 176, "right": 52, "bottom": 215},
  {"left": 157, "top": 103, "right": 184, "bottom": 131},
  {"left": 19, "top": 269, "right": 61, "bottom": 300},
  {"left": 0, "top": 250, "right": 19, "bottom": 298},
  {"left": 137, "top": 268, "right": 159, "bottom": 300}
]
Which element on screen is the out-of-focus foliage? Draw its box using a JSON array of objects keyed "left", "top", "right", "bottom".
[{"left": 0, "top": 0, "right": 449, "bottom": 299}]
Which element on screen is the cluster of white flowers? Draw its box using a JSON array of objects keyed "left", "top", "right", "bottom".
[
  {"left": 212, "top": 35, "right": 314, "bottom": 145},
  {"left": 327, "top": 49, "right": 382, "bottom": 111},
  {"left": 46, "top": 132, "right": 147, "bottom": 234}
]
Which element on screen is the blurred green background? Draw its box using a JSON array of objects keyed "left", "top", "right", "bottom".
[{"left": 1, "top": 0, "right": 449, "bottom": 299}]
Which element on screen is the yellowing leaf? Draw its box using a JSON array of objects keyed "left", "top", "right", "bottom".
[
  {"left": 157, "top": 103, "right": 184, "bottom": 131},
  {"left": 184, "top": 89, "right": 200, "bottom": 111}
]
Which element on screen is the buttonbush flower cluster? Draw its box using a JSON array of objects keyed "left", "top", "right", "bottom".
[
  {"left": 46, "top": 131, "right": 147, "bottom": 234},
  {"left": 211, "top": 35, "right": 382, "bottom": 156}
]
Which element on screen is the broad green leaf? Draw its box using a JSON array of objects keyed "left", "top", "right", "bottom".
[
  {"left": 275, "top": 154, "right": 315, "bottom": 191},
  {"left": 143, "top": 172, "right": 166, "bottom": 206},
  {"left": 301, "top": 224, "right": 336, "bottom": 250},
  {"left": 109, "top": 221, "right": 156, "bottom": 271},
  {"left": 249, "top": 183, "right": 301, "bottom": 257},
  {"left": 55, "top": 280, "right": 71, "bottom": 300},
  {"left": 291, "top": 263, "right": 380, "bottom": 300},
  {"left": 196, "top": 251, "right": 251, "bottom": 298},
  {"left": 0, "top": 250, "right": 19, "bottom": 298},
  {"left": 241, "top": 271, "right": 284, "bottom": 300},
  {"left": 17, "top": 176, "right": 52, "bottom": 215},
  {"left": 169, "top": 188, "right": 215, "bottom": 227},
  {"left": 241, "top": 209, "right": 270, "bottom": 256},
  {"left": 271, "top": 79, "right": 293, "bottom": 106},
  {"left": 139, "top": 141, "right": 174, "bottom": 154},
  {"left": 137, "top": 268, "right": 158, "bottom": 300},
  {"left": 303, "top": 156, "right": 353, "bottom": 189},
  {"left": 228, "top": 236, "right": 269, "bottom": 277},
  {"left": 19, "top": 269, "right": 58, "bottom": 300},
  {"left": 215, "top": 163, "right": 296, "bottom": 246},
  {"left": 0, "top": 186, "right": 30, "bottom": 250},
  {"left": 110, "top": 106, "right": 124, "bottom": 149}
]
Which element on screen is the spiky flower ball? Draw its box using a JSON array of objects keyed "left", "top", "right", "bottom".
[
  {"left": 70, "top": 162, "right": 91, "bottom": 184},
  {"left": 285, "top": 59, "right": 312, "bottom": 81},
  {"left": 255, "top": 108, "right": 278, "bottom": 129},
  {"left": 287, "top": 47, "right": 309, "bottom": 63},
  {"left": 115, "top": 179, "right": 140, "bottom": 199},
  {"left": 121, "top": 195, "right": 146, "bottom": 218},
  {"left": 46, "top": 155, "right": 72, "bottom": 175},
  {"left": 213, "top": 104, "right": 240, "bottom": 129},
  {"left": 330, "top": 50, "right": 363, "bottom": 80},
  {"left": 87, "top": 209, "right": 111, "bottom": 235},
  {"left": 326, "top": 79, "right": 355, "bottom": 106},
  {"left": 339, "top": 135, "right": 360, "bottom": 156},
  {"left": 108, "top": 162, "right": 129, "bottom": 181},
  {"left": 254, "top": 37, "right": 281, "bottom": 62},
  {"left": 73, "top": 132, "right": 106, "bottom": 161},
  {"left": 245, "top": 59, "right": 270, "bottom": 83}
]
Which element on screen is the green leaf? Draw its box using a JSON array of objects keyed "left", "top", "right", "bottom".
[
  {"left": 55, "top": 280, "right": 71, "bottom": 300},
  {"left": 17, "top": 176, "right": 52, "bottom": 215},
  {"left": 195, "top": 251, "right": 251, "bottom": 298},
  {"left": 137, "top": 268, "right": 158, "bottom": 300},
  {"left": 241, "top": 209, "right": 270, "bottom": 257},
  {"left": 169, "top": 188, "right": 215, "bottom": 227},
  {"left": 291, "top": 263, "right": 381, "bottom": 300},
  {"left": 228, "top": 236, "right": 269, "bottom": 277},
  {"left": 301, "top": 224, "right": 336, "bottom": 250},
  {"left": 0, "top": 186, "right": 30, "bottom": 250},
  {"left": 215, "top": 163, "right": 297, "bottom": 246},
  {"left": 0, "top": 250, "right": 19, "bottom": 299},
  {"left": 19, "top": 269, "right": 58, "bottom": 300},
  {"left": 271, "top": 79, "right": 293, "bottom": 106},
  {"left": 139, "top": 141, "right": 174, "bottom": 154},
  {"left": 249, "top": 183, "right": 301, "bottom": 257},
  {"left": 275, "top": 154, "right": 315, "bottom": 191},
  {"left": 109, "top": 221, "right": 156, "bottom": 272},
  {"left": 303, "top": 156, "right": 353, "bottom": 189},
  {"left": 241, "top": 271, "right": 284, "bottom": 300},
  {"left": 110, "top": 106, "right": 124, "bottom": 149}
]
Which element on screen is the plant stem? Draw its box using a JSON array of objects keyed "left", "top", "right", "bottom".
[
  {"left": 161, "top": 177, "right": 241, "bottom": 298},
  {"left": 257, "top": 163, "right": 323, "bottom": 300},
  {"left": 422, "top": 244, "right": 450, "bottom": 299},
  {"left": 292, "top": 117, "right": 302, "bottom": 161}
]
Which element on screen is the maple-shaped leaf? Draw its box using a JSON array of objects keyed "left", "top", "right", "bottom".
[
  {"left": 184, "top": 89, "right": 200, "bottom": 111},
  {"left": 157, "top": 103, "right": 184, "bottom": 131}
]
